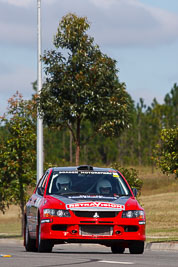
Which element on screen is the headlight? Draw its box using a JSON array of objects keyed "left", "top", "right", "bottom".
[
  {"left": 122, "top": 210, "right": 145, "bottom": 219},
  {"left": 43, "top": 209, "right": 71, "bottom": 217}
]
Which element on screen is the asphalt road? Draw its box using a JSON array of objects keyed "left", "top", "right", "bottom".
[{"left": 0, "top": 242, "right": 178, "bottom": 267}]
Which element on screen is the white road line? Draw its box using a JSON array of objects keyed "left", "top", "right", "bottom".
[{"left": 99, "top": 260, "right": 134, "bottom": 265}]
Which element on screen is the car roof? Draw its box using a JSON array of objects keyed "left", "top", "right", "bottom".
[{"left": 50, "top": 165, "right": 116, "bottom": 173}]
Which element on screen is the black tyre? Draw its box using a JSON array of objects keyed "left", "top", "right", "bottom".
[
  {"left": 129, "top": 241, "right": 144, "bottom": 254},
  {"left": 111, "top": 245, "right": 125, "bottom": 254},
  {"left": 25, "top": 220, "right": 37, "bottom": 252},
  {"left": 37, "top": 222, "right": 53, "bottom": 253}
]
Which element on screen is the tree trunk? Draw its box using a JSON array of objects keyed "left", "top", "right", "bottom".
[
  {"left": 19, "top": 180, "right": 25, "bottom": 236},
  {"left": 138, "top": 129, "right": 141, "bottom": 166},
  {"left": 75, "top": 144, "right": 80, "bottom": 165},
  {"left": 138, "top": 115, "right": 142, "bottom": 166},
  {"left": 62, "top": 131, "right": 66, "bottom": 159},
  {"left": 20, "top": 202, "right": 25, "bottom": 237},
  {"left": 84, "top": 145, "right": 88, "bottom": 163},
  {"left": 75, "top": 118, "right": 81, "bottom": 166},
  {"left": 70, "top": 131, "right": 73, "bottom": 164}
]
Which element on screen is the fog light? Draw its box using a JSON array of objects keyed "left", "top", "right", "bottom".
[{"left": 71, "top": 230, "right": 77, "bottom": 234}]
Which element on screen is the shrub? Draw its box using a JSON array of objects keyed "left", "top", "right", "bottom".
[
  {"left": 111, "top": 163, "right": 143, "bottom": 194},
  {"left": 153, "top": 127, "right": 178, "bottom": 178}
]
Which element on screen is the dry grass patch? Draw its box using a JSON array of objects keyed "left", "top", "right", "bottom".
[
  {"left": 0, "top": 206, "right": 21, "bottom": 237},
  {"left": 140, "top": 192, "right": 178, "bottom": 242},
  {"left": 135, "top": 166, "right": 178, "bottom": 195}
]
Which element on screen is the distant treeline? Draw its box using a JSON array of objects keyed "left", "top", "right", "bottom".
[{"left": 43, "top": 83, "right": 178, "bottom": 167}]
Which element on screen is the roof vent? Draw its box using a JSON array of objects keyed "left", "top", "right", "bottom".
[{"left": 77, "top": 165, "right": 93, "bottom": 171}]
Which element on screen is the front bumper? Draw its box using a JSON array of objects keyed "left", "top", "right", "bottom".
[{"left": 40, "top": 215, "right": 146, "bottom": 243}]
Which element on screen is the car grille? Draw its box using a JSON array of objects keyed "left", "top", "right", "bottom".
[
  {"left": 80, "top": 225, "right": 113, "bottom": 236},
  {"left": 73, "top": 211, "right": 119, "bottom": 218}
]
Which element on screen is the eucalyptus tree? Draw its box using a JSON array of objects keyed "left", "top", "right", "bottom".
[
  {"left": 135, "top": 98, "right": 146, "bottom": 165},
  {"left": 39, "top": 13, "right": 131, "bottom": 165}
]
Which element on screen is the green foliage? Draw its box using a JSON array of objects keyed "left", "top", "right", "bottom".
[
  {"left": 153, "top": 127, "right": 178, "bottom": 178},
  {"left": 114, "top": 84, "right": 178, "bottom": 167},
  {"left": 0, "top": 92, "right": 36, "bottom": 218},
  {"left": 164, "top": 83, "right": 178, "bottom": 127},
  {"left": 39, "top": 13, "right": 131, "bottom": 164},
  {"left": 111, "top": 163, "right": 143, "bottom": 193},
  {"left": 39, "top": 83, "right": 178, "bottom": 168}
]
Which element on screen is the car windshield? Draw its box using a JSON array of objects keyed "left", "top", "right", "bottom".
[{"left": 46, "top": 171, "right": 131, "bottom": 197}]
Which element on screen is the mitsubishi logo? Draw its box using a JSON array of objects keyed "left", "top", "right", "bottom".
[{"left": 93, "top": 212, "right": 99, "bottom": 218}]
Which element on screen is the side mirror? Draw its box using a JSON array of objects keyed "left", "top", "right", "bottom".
[
  {"left": 132, "top": 188, "right": 138, "bottom": 197},
  {"left": 37, "top": 187, "right": 44, "bottom": 196}
]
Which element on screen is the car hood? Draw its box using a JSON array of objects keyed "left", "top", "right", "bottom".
[{"left": 48, "top": 194, "right": 138, "bottom": 211}]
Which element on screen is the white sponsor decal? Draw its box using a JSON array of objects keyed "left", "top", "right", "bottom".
[
  {"left": 58, "top": 171, "right": 112, "bottom": 175},
  {"left": 68, "top": 195, "right": 117, "bottom": 199},
  {"left": 67, "top": 202, "right": 125, "bottom": 210},
  {"left": 35, "top": 197, "right": 42, "bottom": 207}
]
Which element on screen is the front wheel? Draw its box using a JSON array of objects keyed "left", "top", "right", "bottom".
[
  {"left": 129, "top": 241, "right": 144, "bottom": 254},
  {"left": 37, "top": 222, "right": 53, "bottom": 253}
]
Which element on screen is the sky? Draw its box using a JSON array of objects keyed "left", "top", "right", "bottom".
[{"left": 0, "top": 0, "right": 178, "bottom": 115}]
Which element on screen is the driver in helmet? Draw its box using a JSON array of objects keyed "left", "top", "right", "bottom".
[
  {"left": 96, "top": 179, "right": 112, "bottom": 195},
  {"left": 56, "top": 174, "right": 72, "bottom": 193}
]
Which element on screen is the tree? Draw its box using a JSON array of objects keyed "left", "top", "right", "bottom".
[
  {"left": 143, "top": 99, "right": 164, "bottom": 167},
  {"left": 153, "top": 127, "right": 178, "bottom": 178},
  {"left": 164, "top": 83, "right": 178, "bottom": 128},
  {"left": 39, "top": 13, "right": 131, "bottom": 165},
  {"left": 0, "top": 92, "right": 36, "bottom": 235},
  {"left": 135, "top": 98, "right": 146, "bottom": 166}
]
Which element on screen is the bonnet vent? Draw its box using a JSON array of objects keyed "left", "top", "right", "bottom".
[{"left": 77, "top": 165, "right": 93, "bottom": 171}]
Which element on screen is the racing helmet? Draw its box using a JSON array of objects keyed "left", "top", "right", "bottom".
[
  {"left": 56, "top": 175, "right": 72, "bottom": 191},
  {"left": 96, "top": 179, "right": 112, "bottom": 194}
]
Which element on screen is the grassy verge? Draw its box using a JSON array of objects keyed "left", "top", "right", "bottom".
[
  {"left": 138, "top": 167, "right": 178, "bottom": 195},
  {"left": 140, "top": 192, "right": 178, "bottom": 242},
  {"left": 0, "top": 167, "right": 178, "bottom": 242},
  {"left": 0, "top": 206, "right": 21, "bottom": 238},
  {"left": 138, "top": 167, "right": 178, "bottom": 242}
]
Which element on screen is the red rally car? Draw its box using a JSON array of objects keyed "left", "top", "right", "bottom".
[{"left": 24, "top": 165, "right": 146, "bottom": 254}]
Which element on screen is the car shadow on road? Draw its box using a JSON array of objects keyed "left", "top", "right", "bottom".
[{"left": 53, "top": 250, "right": 111, "bottom": 254}]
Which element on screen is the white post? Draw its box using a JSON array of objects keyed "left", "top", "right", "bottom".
[{"left": 37, "top": 0, "right": 43, "bottom": 183}]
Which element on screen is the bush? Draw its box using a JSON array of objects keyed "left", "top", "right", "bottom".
[
  {"left": 153, "top": 127, "right": 178, "bottom": 178},
  {"left": 111, "top": 163, "right": 143, "bottom": 194}
]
